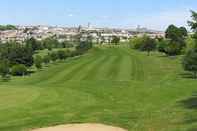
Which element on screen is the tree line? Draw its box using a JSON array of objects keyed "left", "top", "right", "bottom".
[
  {"left": 130, "top": 10, "right": 197, "bottom": 78},
  {"left": 0, "top": 37, "right": 92, "bottom": 80}
]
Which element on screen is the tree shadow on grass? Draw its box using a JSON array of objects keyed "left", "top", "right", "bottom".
[
  {"left": 180, "top": 92, "right": 197, "bottom": 110},
  {"left": 179, "top": 92, "right": 197, "bottom": 130},
  {"left": 179, "top": 72, "right": 196, "bottom": 79}
]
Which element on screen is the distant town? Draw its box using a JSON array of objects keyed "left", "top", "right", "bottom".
[{"left": 0, "top": 24, "right": 165, "bottom": 44}]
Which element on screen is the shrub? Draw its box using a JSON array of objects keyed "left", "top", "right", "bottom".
[
  {"left": 43, "top": 54, "right": 51, "bottom": 64},
  {"left": 0, "top": 59, "right": 10, "bottom": 78},
  {"left": 57, "top": 50, "right": 67, "bottom": 60},
  {"left": 34, "top": 55, "right": 43, "bottom": 69},
  {"left": 183, "top": 49, "right": 197, "bottom": 78},
  {"left": 50, "top": 52, "right": 58, "bottom": 62},
  {"left": 11, "top": 64, "right": 27, "bottom": 76}
]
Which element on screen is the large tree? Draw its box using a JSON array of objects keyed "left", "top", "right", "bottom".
[
  {"left": 140, "top": 36, "right": 156, "bottom": 56},
  {"left": 165, "top": 25, "right": 187, "bottom": 55},
  {"left": 188, "top": 10, "right": 197, "bottom": 48},
  {"left": 183, "top": 49, "right": 197, "bottom": 78},
  {"left": 182, "top": 11, "right": 197, "bottom": 78},
  {"left": 0, "top": 59, "right": 10, "bottom": 78}
]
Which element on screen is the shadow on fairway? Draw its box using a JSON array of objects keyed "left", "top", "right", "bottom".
[
  {"left": 180, "top": 72, "right": 195, "bottom": 79},
  {"left": 179, "top": 92, "right": 197, "bottom": 130}
]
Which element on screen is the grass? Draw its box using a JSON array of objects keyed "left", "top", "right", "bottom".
[{"left": 1, "top": 45, "right": 197, "bottom": 131}]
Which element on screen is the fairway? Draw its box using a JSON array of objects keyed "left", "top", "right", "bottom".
[{"left": 1, "top": 46, "right": 197, "bottom": 131}]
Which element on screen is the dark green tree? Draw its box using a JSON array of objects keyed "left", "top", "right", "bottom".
[
  {"left": 0, "top": 59, "right": 10, "bottom": 78},
  {"left": 43, "top": 54, "right": 51, "bottom": 65},
  {"left": 183, "top": 49, "right": 197, "bottom": 78},
  {"left": 50, "top": 52, "right": 58, "bottom": 62},
  {"left": 165, "top": 25, "right": 187, "bottom": 55},
  {"left": 34, "top": 55, "right": 43, "bottom": 69},
  {"left": 57, "top": 50, "right": 67, "bottom": 60},
  {"left": 11, "top": 64, "right": 27, "bottom": 76},
  {"left": 140, "top": 36, "right": 156, "bottom": 56},
  {"left": 111, "top": 36, "right": 120, "bottom": 45}
]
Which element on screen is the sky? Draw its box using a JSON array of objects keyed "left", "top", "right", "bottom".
[{"left": 0, "top": 0, "right": 197, "bottom": 30}]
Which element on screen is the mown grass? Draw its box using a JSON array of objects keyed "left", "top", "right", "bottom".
[{"left": 0, "top": 46, "right": 197, "bottom": 131}]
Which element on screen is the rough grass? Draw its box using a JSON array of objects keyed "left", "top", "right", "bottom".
[{"left": 0, "top": 46, "right": 197, "bottom": 131}]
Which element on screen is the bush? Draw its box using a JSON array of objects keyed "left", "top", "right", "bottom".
[
  {"left": 50, "top": 52, "right": 58, "bottom": 62},
  {"left": 43, "top": 54, "right": 51, "bottom": 64},
  {"left": 11, "top": 64, "right": 27, "bottom": 76},
  {"left": 183, "top": 49, "right": 197, "bottom": 78},
  {"left": 34, "top": 55, "right": 43, "bottom": 69},
  {"left": 0, "top": 59, "right": 10, "bottom": 78},
  {"left": 130, "top": 37, "right": 144, "bottom": 49},
  {"left": 57, "top": 50, "right": 67, "bottom": 60}
]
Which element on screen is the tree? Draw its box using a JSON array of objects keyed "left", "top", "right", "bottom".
[
  {"left": 188, "top": 10, "right": 197, "bottom": 33},
  {"left": 164, "top": 25, "right": 187, "bottom": 55},
  {"left": 50, "top": 52, "right": 58, "bottom": 62},
  {"left": 183, "top": 49, "right": 197, "bottom": 78},
  {"left": 11, "top": 64, "right": 27, "bottom": 76},
  {"left": 0, "top": 41, "right": 34, "bottom": 67},
  {"left": 57, "top": 50, "right": 67, "bottom": 60},
  {"left": 182, "top": 10, "right": 197, "bottom": 78},
  {"left": 140, "top": 36, "right": 156, "bottom": 56},
  {"left": 34, "top": 55, "right": 43, "bottom": 69},
  {"left": 111, "top": 36, "right": 120, "bottom": 45},
  {"left": 43, "top": 54, "right": 51, "bottom": 64},
  {"left": 188, "top": 10, "right": 197, "bottom": 49},
  {"left": 0, "top": 59, "right": 10, "bottom": 78},
  {"left": 26, "top": 37, "right": 43, "bottom": 52}
]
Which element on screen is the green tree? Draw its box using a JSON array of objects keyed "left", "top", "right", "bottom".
[
  {"left": 140, "top": 36, "right": 156, "bottom": 56},
  {"left": 183, "top": 49, "right": 197, "bottom": 78},
  {"left": 188, "top": 10, "right": 197, "bottom": 49},
  {"left": 111, "top": 36, "right": 120, "bottom": 45},
  {"left": 0, "top": 59, "right": 10, "bottom": 78},
  {"left": 165, "top": 25, "right": 187, "bottom": 55},
  {"left": 182, "top": 10, "right": 197, "bottom": 78},
  {"left": 57, "top": 50, "right": 67, "bottom": 60},
  {"left": 50, "top": 52, "right": 58, "bottom": 62},
  {"left": 26, "top": 37, "right": 42, "bottom": 52},
  {"left": 34, "top": 55, "right": 43, "bottom": 69},
  {"left": 11, "top": 64, "right": 27, "bottom": 76},
  {"left": 43, "top": 54, "right": 51, "bottom": 65}
]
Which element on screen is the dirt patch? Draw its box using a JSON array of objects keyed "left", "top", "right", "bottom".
[{"left": 31, "top": 123, "right": 127, "bottom": 131}]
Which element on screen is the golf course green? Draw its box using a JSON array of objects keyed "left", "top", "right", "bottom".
[{"left": 0, "top": 45, "right": 197, "bottom": 131}]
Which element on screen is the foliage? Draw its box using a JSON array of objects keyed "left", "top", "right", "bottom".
[
  {"left": 0, "top": 59, "right": 10, "bottom": 78},
  {"left": 42, "top": 37, "right": 60, "bottom": 50},
  {"left": 25, "top": 37, "right": 43, "bottom": 52},
  {"left": 183, "top": 49, "right": 197, "bottom": 78},
  {"left": 139, "top": 36, "right": 156, "bottom": 55},
  {"left": 76, "top": 41, "right": 92, "bottom": 53},
  {"left": 34, "top": 55, "right": 43, "bottom": 69},
  {"left": 57, "top": 50, "right": 67, "bottom": 60},
  {"left": 130, "top": 36, "right": 144, "bottom": 49},
  {"left": 0, "top": 25, "right": 17, "bottom": 31},
  {"left": 164, "top": 25, "right": 187, "bottom": 55},
  {"left": 111, "top": 36, "right": 120, "bottom": 45},
  {"left": 43, "top": 54, "right": 51, "bottom": 64},
  {"left": 157, "top": 38, "right": 169, "bottom": 54},
  {"left": 11, "top": 64, "right": 27, "bottom": 76},
  {"left": 130, "top": 35, "right": 156, "bottom": 55},
  {"left": 50, "top": 52, "right": 58, "bottom": 62},
  {"left": 0, "top": 41, "right": 34, "bottom": 67}
]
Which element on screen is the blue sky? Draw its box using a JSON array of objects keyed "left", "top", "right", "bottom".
[{"left": 0, "top": 0, "right": 197, "bottom": 30}]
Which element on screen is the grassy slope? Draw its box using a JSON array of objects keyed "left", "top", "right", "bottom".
[{"left": 0, "top": 46, "right": 197, "bottom": 131}]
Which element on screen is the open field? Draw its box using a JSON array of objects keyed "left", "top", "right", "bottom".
[{"left": 1, "top": 46, "right": 197, "bottom": 131}]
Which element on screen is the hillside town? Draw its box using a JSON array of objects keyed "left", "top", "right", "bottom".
[{"left": 0, "top": 24, "right": 165, "bottom": 44}]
